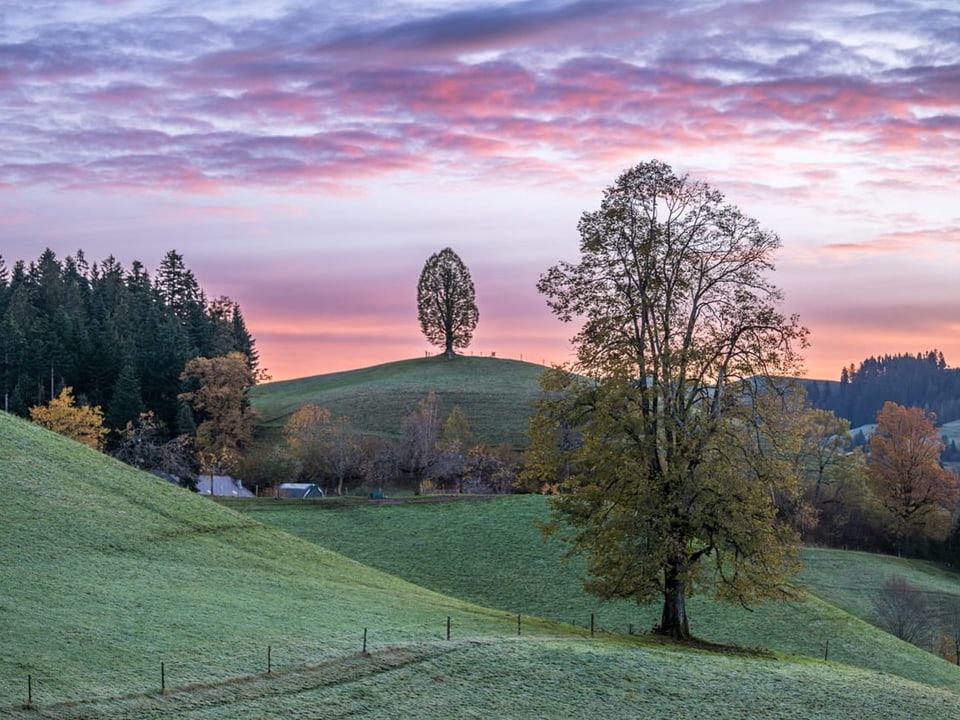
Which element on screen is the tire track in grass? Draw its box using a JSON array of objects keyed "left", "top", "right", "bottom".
[{"left": 2, "top": 639, "right": 491, "bottom": 719}]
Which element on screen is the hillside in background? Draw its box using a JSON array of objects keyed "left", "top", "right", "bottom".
[
  {"left": 230, "top": 496, "right": 960, "bottom": 690},
  {"left": 251, "top": 355, "right": 548, "bottom": 448},
  {"left": 804, "top": 350, "right": 960, "bottom": 427},
  {"left": 5, "top": 410, "right": 960, "bottom": 717},
  {"left": 256, "top": 351, "right": 960, "bottom": 456}
]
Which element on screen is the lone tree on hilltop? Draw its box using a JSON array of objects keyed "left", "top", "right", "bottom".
[
  {"left": 417, "top": 247, "right": 478, "bottom": 358},
  {"left": 527, "top": 160, "right": 809, "bottom": 641}
]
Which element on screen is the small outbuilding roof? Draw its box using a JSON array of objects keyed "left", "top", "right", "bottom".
[
  {"left": 195, "top": 475, "right": 254, "bottom": 497},
  {"left": 278, "top": 482, "right": 325, "bottom": 498}
]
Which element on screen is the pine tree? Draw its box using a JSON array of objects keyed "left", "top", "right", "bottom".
[
  {"left": 106, "top": 359, "right": 145, "bottom": 432},
  {"left": 0, "top": 249, "right": 259, "bottom": 441}
]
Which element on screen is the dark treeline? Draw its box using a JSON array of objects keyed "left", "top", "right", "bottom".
[
  {"left": 804, "top": 350, "right": 960, "bottom": 428},
  {"left": 0, "top": 248, "right": 258, "bottom": 439}
]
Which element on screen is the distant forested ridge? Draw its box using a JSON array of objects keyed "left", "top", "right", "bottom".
[
  {"left": 804, "top": 350, "right": 960, "bottom": 427},
  {"left": 0, "top": 248, "right": 258, "bottom": 438}
]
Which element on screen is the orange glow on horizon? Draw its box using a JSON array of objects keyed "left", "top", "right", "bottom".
[
  {"left": 251, "top": 320, "right": 860, "bottom": 385},
  {"left": 253, "top": 320, "right": 960, "bottom": 386},
  {"left": 256, "top": 339, "right": 572, "bottom": 382}
]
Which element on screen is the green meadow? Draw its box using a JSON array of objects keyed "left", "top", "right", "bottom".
[
  {"left": 4, "top": 408, "right": 960, "bottom": 718},
  {"left": 0, "top": 413, "right": 526, "bottom": 713},
  {"left": 228, "top": 495, "right": 960, "bottom": 689},
  {"left": 249, "top": 356, "right": 547, "bottom": 447}
]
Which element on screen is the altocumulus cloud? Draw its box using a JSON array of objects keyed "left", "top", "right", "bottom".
[
  {"left": 2, "top": 0, "right": 960, "bottom": 381},
  {"left": 0, "top": 0, "right": 956, "bottom": 194}
]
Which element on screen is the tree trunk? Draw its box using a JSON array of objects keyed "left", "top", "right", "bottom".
[{"left": 658, "top": 563, "right": 691, "bottom": 640}]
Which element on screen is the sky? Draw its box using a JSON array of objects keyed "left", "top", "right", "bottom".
[{"left": 1, "top": 0, "right": 958, "bottom": 382}]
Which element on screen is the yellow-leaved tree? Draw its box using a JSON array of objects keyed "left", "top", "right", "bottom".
[
  {"left": 178, "top": 352, "right": 257, "bottom": 481},
  {"left": 283, "top": 403, "right": 360, "bottom": 496},
  {"left": 30, "top": 386, "right": 108, "bottom": 451},
  {"left": 284, "top": 403, "right": 332, "bottom": 487}
]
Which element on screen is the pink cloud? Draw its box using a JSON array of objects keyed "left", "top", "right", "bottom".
[
  {"left": 85, "top": 82, "right": 159, "bottom": 108},
  {"left": 3, "top": 0, "right": 959, "bottom": 385},
  {"left": 818, "top": 226, "right": 960, "bottom": 258},
  {"left": 7, "top": 1, "right": 953, "bottom": 191}
]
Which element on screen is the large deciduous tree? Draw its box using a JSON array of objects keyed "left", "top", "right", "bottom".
[
  {"left": 439, "top": 405, "right": 473, "bottom": 493},
  {"left": 283, "top": 404, "right": 361, "bottom": 496},
  {"left": 178, "top": 352, "right": 257, "bottom": 480},
  {"left": 284, "top": 404, "right": 333, "bottom": 486},
  {"left": 867, "top": 402, "right": 959, "bottom": 553},
  {"left": 323, "top": 414, "right": 360, "bottom": 497},
  {"left": 238, "top": 443, "right": 300, "bottom": 499},
  {"left": 529, "top": 160, "right": 809, "bottom": 640},
  {"left": 113, "top": 411, "right": 198, "bottom": 488},
  {"left": 793, "top": 409, "right": 869, "bottom": 545},
  {"left": 401, "top": 391, "right": 443, "bottom": 488},
  {"left": 417, "top": 248, "right": 479, "bottom": 358},
  {"left": 872, "top": 574, "right": 932, "bottom": 648}
]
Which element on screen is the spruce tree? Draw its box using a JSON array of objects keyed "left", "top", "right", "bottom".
[{"left": 106, "top": 359, "right": 145, "bottom": 432}]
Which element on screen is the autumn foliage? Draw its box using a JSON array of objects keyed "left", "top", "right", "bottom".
[
  {"left": 867, "top": 402, "right": 959, "bottom": 551},
  {"left": 530, "top": 161, "right": 809, "bottom": 640},
  {"left": 178, "top": 352, "right": 258, "bottom": 476},
  {"left": 284, "top": 404, "right": 361, "bottom": 497},
  {"left": 30, "top": 386, "right": 109, "bottom": 451}
]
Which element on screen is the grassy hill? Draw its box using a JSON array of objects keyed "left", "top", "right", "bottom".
[
  {"left": 227, "top": 495, "right": 960, "bottom": 690},
  {"left": 0, "top": 412, "right": 533, "bottom": 712},
  {"left": 253, "top": 360, "right": 960, "bottom": 454},
  {"left": 249, "top": 355, "right": 547, "bottom": 448},
  {"left": 5, "top": 410, "right": 960, "bottom": 718}
]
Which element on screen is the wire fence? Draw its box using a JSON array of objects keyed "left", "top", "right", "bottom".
[
  {"left": 4, "top": 610, "right": 627, "bottom": 712},
  {"left": 4, "top": 605, "right": 876, "bottom": 715}
]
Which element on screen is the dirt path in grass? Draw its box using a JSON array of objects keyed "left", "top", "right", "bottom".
[{"left": 5, "top": 640, "right": 486, "bottom": 719}]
